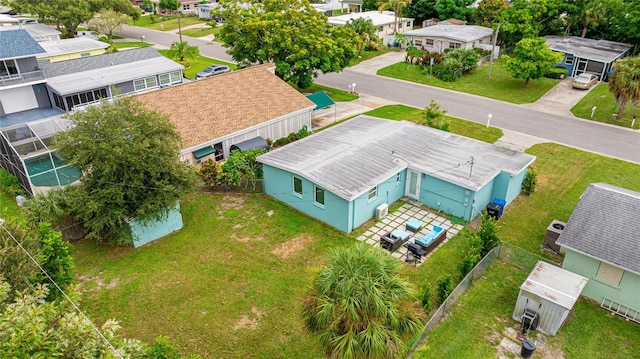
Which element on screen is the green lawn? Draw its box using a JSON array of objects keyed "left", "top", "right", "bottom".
[
  {"left": 364, "top": 104, "right": 503, "bottom": 143},
  {"left": 295, "top": 83, "right": 359, "bottom": 102},
  {"left": 571, "top": 83, "right": 640, "bottom": 129},
  {"left": 133, "top": 15, "right": 205, "bottom": 31},
  {"left": 412, "top": 257, "right": 640, "bottom": 359},
  {"left": 181, "top": 26, "right": 218, "bottom": 38},
  {"left": 107, "top": 41, "right": 153, "bottom": 49},
  {"left": 349, "top": 48, "right": 394, "bottom": 66},
  {"left": 377, "top": 61, "right": 560, "bottom": 104},
  {"left": 157, "top": 50, "right": 237, "bottom": 79}
]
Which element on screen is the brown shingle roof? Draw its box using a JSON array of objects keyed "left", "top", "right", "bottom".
[{"left": 136, "top": 64, "right": 315, "bottom": 150}]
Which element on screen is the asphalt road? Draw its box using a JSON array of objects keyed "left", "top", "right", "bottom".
[{"left": 119, "top": 26, "right": 640, "bottom": 164}]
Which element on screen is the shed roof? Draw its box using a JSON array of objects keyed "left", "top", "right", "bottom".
[
  {"left": 39, "top": 47, "right": 162, "bottom": 77},
  {"left": 37, "top": 37, "right": 108, "bottom": 57},
  {"left": 136, "top": 64, "right": 315, "bottom": 151},
  {"left": 404, "top": 24, "right": 493, "bottom": 42},
  {"left": 257, "top": 116, "right": 535, "bottom": 201},
  {"left": 556, "top": 183, "right": 640, "bottom": 275},
  {"left": 44, "top": 56, "right": 184, "bottom": 95},
  {"left": 328, "top": 11, "right": 413, "bottom": 26},
  {"left": 18, "top": 23, "right": 60, "bottom": 42},
  {"left": 521, "top": 261, "right": 588, "bottom": 310},
  {"left": 544, "top": 36, "right": 632, "bottom": 63},
  {"left": 0, "top": 29, "right": 45, "bottom": 59}
]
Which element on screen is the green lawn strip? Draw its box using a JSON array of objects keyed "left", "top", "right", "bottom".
[
  {"left": 349, "top": 48, "right": 394, "bottom": 66},
  {"left": 72, "top": 193, "right": 353, "bottom": 358},
  {"left": 413, "top": 258, "right": 640, "bottom": 359},
  {"left": 377, "top": 61, "right": 560, "bottom": 104},
  {"left": 498, "top": 143, "right": 640, "bottom": 256},
  {"left": 180, "top": 26, "right": 218, "bottom": 38},
  {"left": 0, "top": 191, "right": 24, "bottom": 221},
  {"left": 295, "top": 83, "right": 359, "bottom": 102},
  {"left": 571, "top": 83, "right": 639, "bottom": 129},
  {"left": 133, "top": 15, "right": 205, "bottom": 31},
  {"left": 157, "top": 50, "right": 237, "bottom": 79},
  {"left": 107, "top": 41, "right": 153, "bottom": 49},
  {"left": 364, "top": 104, "right": 503, "bottom": 143}
]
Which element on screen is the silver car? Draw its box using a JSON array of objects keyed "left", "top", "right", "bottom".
[{"left": 196, "top": 64, "right": 231, "bottom": 79}]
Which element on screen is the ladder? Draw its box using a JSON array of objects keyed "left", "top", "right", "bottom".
[{"left": 601, "top": 297, "right": 640, "bottom": 324}]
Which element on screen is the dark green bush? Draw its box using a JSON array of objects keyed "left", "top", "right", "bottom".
[
  {"left": 545, "top": 67, "right": 567, "bottom": 79},
  {"left": 0, "top": 169, "right": 25, "bottom": 197},
  {"left": 436, "top": 274, "right": 455, "bottom": 305},
  {"left": 420, "top": 283, "right": 432, "bottom": 311},
  {"left": 522, "top": 167, "right": 538, "bottom": 194}
]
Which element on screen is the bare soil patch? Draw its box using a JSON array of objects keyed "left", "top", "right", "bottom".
[
  {"left": 233, "top": 306, "right": 265, "bottom": 330},
  {"left": 219, "top": 195, "right": 246, "bottom": 211},
  {"left": 271, "top": 234, "right": 315, "bottom": 259},
  {"left": 496, "top": 326, "right": 565, "bottom": 359}
]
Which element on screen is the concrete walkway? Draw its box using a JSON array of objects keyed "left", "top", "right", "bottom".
[
  {"left": 520, "top": 77, "right": 596, "bottom": 117},
  {"left": 348, "top": 51, "right": 406, "bottom": 75}
]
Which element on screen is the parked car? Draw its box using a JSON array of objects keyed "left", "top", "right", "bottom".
[
  {"left": 195, "top": 64, "right": 231, "bottom": 79},
  {"left": 572, "top": 73, "right": 598, "bottom": 90}
]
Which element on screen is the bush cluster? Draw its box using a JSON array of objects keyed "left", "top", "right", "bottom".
[
  {"left": 0, "top": 169, "right": 25, "bottom": 197},
  {"left": 272, "top": 126, "right": 311, "bottom": 147},
  {"left": 407, "top": 48, "right": 480, "bottom": 82},
  {"left": 544, "top": 67, "right": 568, "bottom": 79}
]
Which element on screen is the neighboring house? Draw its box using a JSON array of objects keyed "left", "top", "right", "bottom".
[
  {"left": 258, "top": 116, "right": 535, "bottom": 233},
  {"left": 0, "top": 14, "right": 19, "bottom": 26},
  {"left": 339, "top": 0, "right": 362, "bottom": 13},
  {"left": 198, "top": 3, "right": 218, "bottom": 19},
  {"left": 403, "top": 24, "right": 493, "bottom": 53},
  {"left": 556, "top": 183, "right": 640, "bottom": 322},
  {"left": 545, "top": 36, "right": 632, "bottom": 81},
  {"left": 37, "top": 37, "right": 109, "bottom": 62},
  {"left": 439, "top": 18, "right": 467, "bottom": 25},
  {"left": 328, "top": 11, "right": 414, "bottom": 40},
  {"left": 0, "top": 40, "right": 184, "bottom": 196},
  {"left": 39, "top": 47, "right": 184, "bottom": 112},
  {"left": 179, "top": 0, "right": 210, "bottom": 14},
  {"left": 136, "top": 64, "right": 315, "bottom": 166}
]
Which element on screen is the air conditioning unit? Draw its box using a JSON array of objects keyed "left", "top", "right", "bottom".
[
  {"left": 544, "top": 219, "right": 566, "bottom": 253},
  {"left": 375, "top": 203, "right": 389, "bottom": 220}
]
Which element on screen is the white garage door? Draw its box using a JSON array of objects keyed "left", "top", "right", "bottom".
[{"left": 0, "top": 86, "right": 38, "bottom": 114}]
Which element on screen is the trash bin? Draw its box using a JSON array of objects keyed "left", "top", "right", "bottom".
[
  {"left": 521, "top": 339, "right": 536, "bottom": 358},
  {"left": 486, "top": 202, "right": 503, "bottom": 220},
  {"left": 492, "top": 198, "right": 506, "bottom": 217}
]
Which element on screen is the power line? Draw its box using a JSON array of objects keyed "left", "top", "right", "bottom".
[{"left": 0, "top": 219, "right": 124, "bottom": 359}]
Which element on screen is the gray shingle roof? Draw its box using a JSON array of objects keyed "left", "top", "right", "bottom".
[
  {"left": 0, "top": 29, "right": 45, "bottom": 59},
  {"left": 258, "top": 116, "right": 535, "bottom": 201},
  {"left": 556, "top": 183, "right": 640, "bottom": 275},
  {"left": 545, "top": 36, "right": 632, "bottom": 63},
  {"left": 39, "top": 47, "right": 162, "bottom": 77}
]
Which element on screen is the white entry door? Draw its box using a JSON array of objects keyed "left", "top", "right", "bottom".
[{"left": 405, "top": 170, "right": 420, "bottom": 200}]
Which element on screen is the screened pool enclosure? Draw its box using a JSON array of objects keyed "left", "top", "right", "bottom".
[{"left": 0, "top": 116, "right": 81, "bottom": 196}]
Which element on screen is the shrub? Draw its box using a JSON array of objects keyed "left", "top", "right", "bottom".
[
  {"left": 422, "top": 99, "right": 450, "bottom": 131},
  {"left": 522, "top": 167, "right": 538, "bottom": 194},
  {"left": 433, "top": 58, "right": 461, "bottom": 82},
  {"left": 458, "top": 234, "right": 482, "bottom": 277},
  {"left": 0, "top": 169, "right": 25, "bottom": 197},
  {"left": 544, "top": 67, "right": 567, "bottom": 79},
  {"left": 272, "top": 126, "right": 311, "bottom": 147},
  {"left": 436, "top": 274, "right": 454, "bottom": 305},
  {"left": 199, "top": 159, "right": 222, "bottom": 187},
  {"left": 478, "top": 216, "right": 501, "bottom": 256},
  {"left": 419, "top": 283, "right": 432, "bottom": 311}
]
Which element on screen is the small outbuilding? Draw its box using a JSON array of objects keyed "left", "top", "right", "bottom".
[{"left": 513, "top": 261, "right": 588, "bottom": 336}]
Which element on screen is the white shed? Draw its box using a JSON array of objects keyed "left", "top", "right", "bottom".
[{"left": 512, "top": 261, "right": 588, "bottom": 336}]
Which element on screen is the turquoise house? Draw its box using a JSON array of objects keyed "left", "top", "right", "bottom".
[
  {"left": 258, "top": 116, "right": 535, "bottom": 233},
  {"left": 129, "top": 203, "right": 184, "bottom": 248},
  {"left": 557, "top": 183, "right": 640, "bottom": 320}
]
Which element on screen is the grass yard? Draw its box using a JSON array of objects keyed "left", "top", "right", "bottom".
[
  {"left": 349, "top": 48, "right": 394, "bottom": 66},
  {"left": 377, "top": 61, "right": 560, "bottom": 104},
  {"left": 295, "top": 83, "right": 359, "bottom": 102},
  {"left": 133, "top": 15, "right": 205, "bottom": 31},
  {"left": 107, "top": 41, "right": 153, "bottom": 49},
  {"left": 364, "top": 104, "right": 504, "bottom": 143},
  {"left": 412, "top": 258, "right": 640, "bottom": 359},
  {"left": 157, "top": 50, "right": 237, "bottom": 79},
  {"left": 181, "top": 26, "right": 218, "bottom": 38},
  {"left": 571, "top": 83, "right": 640, "bottom": 129}
]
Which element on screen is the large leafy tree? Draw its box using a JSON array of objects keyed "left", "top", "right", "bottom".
[
  {"left": 214, "top": 0, "right": 358, "bottom": 88},
  {"left": 473, "top": 0, "right": 509, "bottom": 27},
  {"left": 499, "top": 0, "right": 559, "bottom": 47},
  {"left": 346, "top": 18, "right": 379, "bottom": 56},
  {"left": 580, "top": 0, "right": 615, "bottom": 38},
  {"left": 87, "top": 9, "right": 130, "bottom": 45},
  {"left": 608, "top": 56, "right": 640, "bottom": 120},
  {"left": 435, "top": 0, "right": 473, "bottom": 21},
  {"left": 405, "top": 0, "right": 437, "bottom": 24},
  {"left": 8, "top": 0, "right": 138, "bottom": 38},
  {"left": 603, "top": 0, "right": 640, "bottom": 53},
  {"left": 504, "top": 37, "right": 563, "bottom": 86},
  {"left": 53, "top": 97, "right": 197, "bottom": 245},
  {"left": 302, "top": 244, "right": 422, "bottom": 359},
  {"left": 159, "top": 0, "right": 180, "bottom": 12}
]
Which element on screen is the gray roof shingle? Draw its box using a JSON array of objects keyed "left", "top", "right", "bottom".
[
  {"left": 258, "top": 116, "right": 535, "bottom": 201},
  {"left": 556, "top": 183, "right": 640, "bottom": 275},
  {"left": 545, "top": 36, "right": 632, "bottom": 63},
  {"left": 0, "top": 29, "right": 45, "bottom": 59},
  {"left": 404, "top": 25, "right": 493, "bottom": 42},
  {"left": 39, "top": 47, "right": 161, "bottom": 77}
]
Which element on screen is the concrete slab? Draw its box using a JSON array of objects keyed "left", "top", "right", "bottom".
[
  {"left": 521, "top": 77, "right": 597, "bottom": 117},
  {"left": 349, "top": 51, "right": 406, "bottom": 75}
]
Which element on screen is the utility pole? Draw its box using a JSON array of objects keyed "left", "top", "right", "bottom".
[
  {"left": 468, "top": 156, "right": 475, "bottom": 180},
  {"left": 487, "top": 22, "right": 501, "bottom": 78},
  {"left": 178, "top": 11, "right": 183, "bottom": 43}
]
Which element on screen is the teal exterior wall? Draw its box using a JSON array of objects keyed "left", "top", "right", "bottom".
[
  {"left": 491, "top": 171, "right": 510, "bottom": 203},
  {"left": 130, "top": 202, "right": 183, "bottom": 248},
  {"left": 562, "top": 250, "right": 640, "bottom": 311},
  {"left": 419, "top": 175, "right": 473, "bottom": 221},
  {"left": 473, "top": 180, "right": 494, "bottom": 219},
  {"left": 505, "top": 167, "right": 528, "bottom": 203},
  {"left": 351, "top": 171, "right": 406, "bottom": 231},
  {"left": 262, "top": 165, "right": 351, "bottom": 232}
]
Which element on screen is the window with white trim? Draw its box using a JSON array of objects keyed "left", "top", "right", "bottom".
[
  {"left": 293, "top": 176, "right": 302, "bottom": 196},
  {"left": 314, "top": 186, "right": 325, "bottom": 206},
  {"left": 134, "top": 76, "right": 158, "bottom": 91},
  {"left": 159, "top": 71, "right": 182, "bottom": 86},
  {"left": 565, "top": 56, "right": 574, "bottom": 65},
  {"left": 414, "top": 39, "right": 423, "bottom": 47},
  {"left": 449, "top": 42, "right": 461, "bottom": 49},
  {"left": 425, "top": 39, "right": 434, "bottom": 46},
  {"left": 595, "top": 261, "right": 624, "bottom": 286},
  {"left": 368, "top": 186, "right": 377, "bottom": 200}
]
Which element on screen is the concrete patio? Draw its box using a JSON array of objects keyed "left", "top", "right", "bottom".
[{"left": 356, "top": 199, "right": 465, "bottom": 267}]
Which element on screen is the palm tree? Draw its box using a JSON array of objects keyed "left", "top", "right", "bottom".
[
  {"left": 347, "top": 18, "right": 379, "bottom": 56},
  {"left": 302, "top": 243, "right": 422, "bottom": 359},
  {"left": 580, "top": 0, "right": 610, "bottom": 38},
  {"left": 608, "top": 56, "right": 640, "bottom": 120},
  {"left": 378, "top": 0, "right": 412, "bottom": 34},
  {"left": 166, "top": 41, "right": 200, "bottom": 63}
]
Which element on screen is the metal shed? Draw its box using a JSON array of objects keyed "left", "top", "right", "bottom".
[
  {"left": 229, "top": 136, "right": 270, "bottom": 153},
  {"left": 513, "top": 261, "right": 588, "bottom": 336}
]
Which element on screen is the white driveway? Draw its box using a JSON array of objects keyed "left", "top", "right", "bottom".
[{"left": 521, "top": 77, "right": 598, "bottom": 117}]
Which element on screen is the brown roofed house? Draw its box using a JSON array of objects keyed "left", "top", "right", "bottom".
[{"left": 136, "top": 64, "right": 315, "bottom": 165}]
